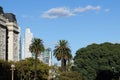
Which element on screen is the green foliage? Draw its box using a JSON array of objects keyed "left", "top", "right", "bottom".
[
  {"left": 56, "top": 71, "right": 82, "bottom": 80},
  {"left": 73, "top": 42, "right": 120, "bottom": 80},
  {"left": 29, "top": 38, "right": 45, "bottom": 80},
  {"left": 29, "top": 38, "right": 45, "bottom": 56},
  {"left": 0, "top": 58, "right": 49, "bottom": 80},
  {"left": 16, "top": 58, "right": 50, "bottom": 80},
  {"left": 0, "top": 60, "right": 11, "bottom": 80},
  {"left": 15, "top": 58, "right": 34, "bottom": 80}
]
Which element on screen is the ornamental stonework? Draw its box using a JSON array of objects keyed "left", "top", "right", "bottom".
[
  {"left": 0, "top": 26, "right": 6, "bottom": 60},
  {"left": 13, "top": 33, "right": 19, "bottom": 61},
  {"left": 0, "top": 6, "right": 20, "bottom": 61}
]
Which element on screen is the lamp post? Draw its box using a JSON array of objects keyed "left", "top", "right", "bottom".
[{"left": 11, "top": 64, "right": 15, "bottom": 80}]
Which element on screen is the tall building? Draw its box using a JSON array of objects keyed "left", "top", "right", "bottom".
[
  {"left": 22, "top": 28, "right": 33, "bottom": 59},
  {"left": 21, "top": 28, "right": 52, "bottom": 65},
  {"left": 0, "top": 6, "right": 20, "bottom": 61},
  {"left": 38, "top": 48, "right": 52, "bottom": 66}
]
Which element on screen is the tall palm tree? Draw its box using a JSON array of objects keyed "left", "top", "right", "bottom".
[
  {"left": 53, "top": 40, "right": 72, "bottom": 71},
  {"left": 29, "top": 38, "right": 45, "bottom": 80}
]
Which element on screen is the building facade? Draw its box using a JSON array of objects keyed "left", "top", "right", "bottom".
[
  {"left": 38, "top": 48, "right": 52, "bottom": 66},
  {"left": 0, "top": 6, "right": 20, "bottom": 61},
  {"left": 22, "top": 28, "right": 33, "bottom": 59},
  {"left": 0, "top": 8, "right": 8, "bottom": 60}
]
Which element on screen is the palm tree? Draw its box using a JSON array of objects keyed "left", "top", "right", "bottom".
[
  {"left": 53, "top": 40, "right": 72, "bottom": 71},
  {"left": 29, "top": 38, "right": 45, "bottom": 80}
]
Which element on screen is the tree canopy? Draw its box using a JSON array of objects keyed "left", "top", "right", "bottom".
[
  {"left": 56, "top": 71, "right": 82, "bottom": 80},
  {"left": 16, "top": 58, "right": 49, "bottom": 80},
  {"left": 73, "top": 42, "right": 120, "bottom": 80},
  {"left": 0, "top": 58, "right": 49, "bottom": 80},
  {"left": 29, "top": 38, "right": 45, "bottom": 80},
  {"left": 29, "top": 38, "right": 45, "bottom": 56}
]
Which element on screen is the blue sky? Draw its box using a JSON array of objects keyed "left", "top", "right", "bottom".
[{"left": 1, "top": 0, "right": 120, "bottom": 64}]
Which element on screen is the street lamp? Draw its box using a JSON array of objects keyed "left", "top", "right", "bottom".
[{"left": 11, "top": 64, "right": 15, "bottom": 80}]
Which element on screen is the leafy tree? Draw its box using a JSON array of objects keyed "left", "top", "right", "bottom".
[
  {"left": 56, "top": 71, "right": 82, "bottom": 80},
  {"left": 0, "top": 60, "right": 11, "bottom": 80},
  {"left": 0, "top": 58, "right": 49, "bottom": 80},
  {"left": 16, "top": 58, "right": 50, "bottom": 80},
  {"left": 53, "top": 40, "right": 72, "bottom": 71},
  {"left": 66, "top": 61, "right": 73, "bottom": 71},
  {"left": 49, "top": 63, "right": 63, "bottom": 80},
  {"left": 73, "top": 42, "right": 120, "bottom": 80},
  {"left": 15, "top": 58, "right": 34, "bottom": 80},
  {"left": 29, "top": 38, "right": 45, "bottom": 80}
]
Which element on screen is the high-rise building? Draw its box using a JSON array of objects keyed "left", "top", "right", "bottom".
[
  {"left": 21, "top": 28, "right": 52, "bottom": 65},
  {"left": 38, "top": 48, "right": 52, "bottom": 66},
  {"left": 22, "top": 28, "right": 33, "bottom": 59},
  {"left": 0, "top": 6, "right": 20, "bottom": 61}
]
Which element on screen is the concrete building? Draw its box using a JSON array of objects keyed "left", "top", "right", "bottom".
[
  {"left": 5, "top": 13, "right": 20, "bottom": 61},
  {"left": 0, "top": 6, "right": 20, "bottom": 61},
  {"left": 38, "top": 48, "right": 52, "bottom": 66},
  {"left": 22, "top": 28, "right": 33, "bottom": 59},
  {"left": 0, "top": 7, "right": 8, "bottom": 60}
]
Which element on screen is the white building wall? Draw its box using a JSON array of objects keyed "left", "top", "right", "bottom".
[
  {"left": 49, "top": 50, "right": 52, "bottom": 66},
  {"left": 8, "top": 31, "right": 13, "bottom": 61},
  {"left": 0, "top": 14, "right": 7, "bottom": 60},
  {"left": 22, "top": 38, "right": 24, "bottom": 59},
  {"left": 0, "top": 26, "right": 6, "bottom": 60},
  {"left": 7, "top": 22, "right": 20, "bottom": 61},
  {"left": 22, "top": 28, "right": 33, "bottom": 59},
  {"left": 0, "top": 7, "right": 20, "bottom": 61}
]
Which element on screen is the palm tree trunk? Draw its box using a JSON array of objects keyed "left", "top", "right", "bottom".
[
  {"left": 61, "top": 59, "right": 64, "bottom": 71},
  {"left": 61, "top": 59, "right": 66, "bottom": 71},
  {"left": 64, "top": 59, "right": 66, "bottom": 71},
  {"left": 34, "top": 54, "right": 37, "bottom": 80}
]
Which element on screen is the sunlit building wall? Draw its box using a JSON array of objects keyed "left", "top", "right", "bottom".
[
  {"left": 6, "top": 13, "right": 20, "bottom": 61},
  {"left": 22, "top": 28, "right": 33, "bottom": 59},
  {"left": 0, "top": 7, "right": 7, "bottom": 60},
  {"left": 0, "top": 6, "right": 20, "bottom": 61}
]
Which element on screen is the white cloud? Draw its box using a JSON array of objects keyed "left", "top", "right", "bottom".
[
  {"left": 21, "top": 15, "right": 28, "bottom": 18},
  {"left": 104, "top": 9, "right": 110, "bottom": 12},
  {"left": 42, "top": 7, "right": 75, "bottom": 19},
  {"left": 42, "top": 5, "right": 101, "bottom": 19},
  {"left": 21, "top": 15, "right": 34, "bottom": 18},
  {"left": 74, "top": 5, "right": 101, "bottom": 13}
]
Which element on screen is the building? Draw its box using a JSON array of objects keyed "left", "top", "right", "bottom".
[
  {"left": 38, "top": 48, "right": 52, "bottom": 66},
  {"left": 0, "top": 6, "right": 20, "bottom": 61},
  {"left": 19, "top": 36, "right": 22, "bottom": 60},
  {"left": 22, "top": 28, "right": 33, "bottom": 59},
  {"left": 22, "top": 28, "right": 52, "bottom": 65},
  {"left": 0, "top": 7, "right": 8, "bottom": 60},
  {"left": 5, "top": 13, "right": 20, "bottom": 61}
]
